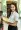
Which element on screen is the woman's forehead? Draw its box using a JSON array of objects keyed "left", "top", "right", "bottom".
[{"left": 11, "top": 4, "right": 15, "bottom": 7}]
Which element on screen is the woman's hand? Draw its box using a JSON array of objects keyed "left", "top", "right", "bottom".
[
  {"left": 9, "top": 21, "right": 18, "bottom": 26},
  {"left": 14, "top": 21, "right": 18, "bottom": 24}
]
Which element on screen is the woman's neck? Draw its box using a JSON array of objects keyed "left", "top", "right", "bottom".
[{"left": 12, "top": 11, "right": 16, "bottom": 12}]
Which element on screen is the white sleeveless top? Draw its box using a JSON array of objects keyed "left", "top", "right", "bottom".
[{"left": 9, "top": 11, "right": 19, "bottom": 23}]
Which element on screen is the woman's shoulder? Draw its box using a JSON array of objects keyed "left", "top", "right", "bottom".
[
  {"left": 15, "top": 12, "right": 19, "bottom": 15},
  {"left": 15, "top": 12, "right": 19, "bottom": 17},
  {"left": 14, "top": 11, "right": 19, "bottom": 15}
]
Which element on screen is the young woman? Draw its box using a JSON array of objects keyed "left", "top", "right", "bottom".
[
  {"left": 8, "top": 2, "right": 19, "bottom": 30},
  {"left": 2, "top": 2, "right": 19, "bottom": 30}
]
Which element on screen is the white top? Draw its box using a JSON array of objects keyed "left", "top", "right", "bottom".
[{"left": 9, "top": 11, "right": 19, "bottom": 23}]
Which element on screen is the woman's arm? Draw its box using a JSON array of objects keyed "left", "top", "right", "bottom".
[
  {"left": 9, "top": 21, "right": 18, "bottom": 26},
  {"left": 2, "top": 16, "right": 18, "bottom": 26},
  {"left": 2, "top": 16, "right": 14, "bottom": 24}
]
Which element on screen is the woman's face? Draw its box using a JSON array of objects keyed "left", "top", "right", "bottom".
[{"left": 11, "top": 4, "right": 16, "bottom": 12}]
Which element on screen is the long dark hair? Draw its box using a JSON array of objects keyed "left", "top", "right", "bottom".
[{"left": 10, "top": 2, "right": 18, "bottom": 13}]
